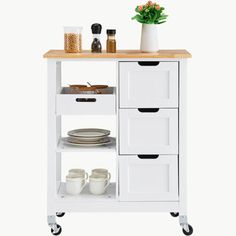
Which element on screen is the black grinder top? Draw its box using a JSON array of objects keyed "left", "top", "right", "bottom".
[{"left": 91, "top": 23, "right": 102, "bottom": 34}]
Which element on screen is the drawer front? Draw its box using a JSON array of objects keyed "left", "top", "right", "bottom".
[
  {"left": 56, "top": 94, "right": 115, "bottom": 115},
  {"left": 119, "top": 155, "right": 178, "bottom": 201},
  {"left": 119, "top": 109, "right": 178, "bottom": 154},
  {"left": 119, "top": 62, "right": 178, "bottom": 108}
]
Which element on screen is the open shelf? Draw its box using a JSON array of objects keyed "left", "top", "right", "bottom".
[
  {"left": 56, "top": 87, "right": 116, "bottom": 115},
  {"left": 57, "top": 137, "right": 116, "bottom": 152},
  {"left": 58, "top": 182, "right": 116, "bottom": 202}
]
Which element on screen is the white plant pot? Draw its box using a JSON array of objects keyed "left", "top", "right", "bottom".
[{"left": 140, "top": 24, "right": 158, "bottom": 52}]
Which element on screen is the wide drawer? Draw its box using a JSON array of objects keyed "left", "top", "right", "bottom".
[
  {"left": 119, "top": 62, "right": 178, "bottom": 108},
  {"left": 119, "top": 109, "right": 178, "bottom": 154},
  {"left": 56, "top": 87, "right": 116, "bottom": 115},
  {"left": 119, "top": 155, "right": 179, "bottom": 201}
]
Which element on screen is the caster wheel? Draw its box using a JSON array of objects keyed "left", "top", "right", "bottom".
[
  {"left": 182, "top": 224, "right": 193, "bottom": 236},
  {"left": 56, "top": 212, "right": 65, "bottom": 217},
  {"left": 170, "top": 212, "right": 179, "bottom": 217},
  {"left": 51, "top": 224, "right": 62, "bottom": 235}
]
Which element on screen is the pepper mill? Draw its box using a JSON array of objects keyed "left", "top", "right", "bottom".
[{"left": 91, "top": 23, "right": 102, "bottom": 53}]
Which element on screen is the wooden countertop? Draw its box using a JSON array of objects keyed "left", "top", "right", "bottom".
[{"left": 43, "top": 49, "right": 191, "bottom": 59}]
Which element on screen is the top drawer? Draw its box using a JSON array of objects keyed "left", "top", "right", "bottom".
[{"left": 119, "top": 62, "right": 178, "bottom": 108}]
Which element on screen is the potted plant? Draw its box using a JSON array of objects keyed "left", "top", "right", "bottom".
[{"left": 132, "top": 1, "right": 168, "bottom": 52}]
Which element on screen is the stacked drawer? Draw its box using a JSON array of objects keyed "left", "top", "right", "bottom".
[{"left": 118, "top": 61, "right": 179, "bottom": 201}]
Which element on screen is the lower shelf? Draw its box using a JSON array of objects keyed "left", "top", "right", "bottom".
[{"left": 58, "top": 182, "right": 116, "bottom": 202}]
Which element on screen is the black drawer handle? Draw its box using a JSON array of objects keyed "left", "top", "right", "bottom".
[
  {"left": 76, "top": 98, "right": 96, "bottom": 102},
  {"left": 138, "top": 108, "right": 159, "bottom": 113},
  {"left": 138, "top": 61, "right": 160, "bottom": 66},
  {"left": 138, "top": 155, "right": 159, "bottom": 159}
]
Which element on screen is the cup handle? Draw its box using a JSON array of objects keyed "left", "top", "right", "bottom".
[
  {"left": 104, "top": 179, "right": 110, "bottom": 191},
  {"left": 81, "top": 179, "right": 87, "bottom": 191},
  {"left": 107, "top": 172, "right": 111, "bottom": 180},
  {"left": 85, "top": 172, "right": 88, "bottom": 180}
]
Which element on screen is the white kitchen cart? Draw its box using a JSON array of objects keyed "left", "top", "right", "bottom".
[{"left": 44, "top": 50, "right": 193, "bottom": 235}]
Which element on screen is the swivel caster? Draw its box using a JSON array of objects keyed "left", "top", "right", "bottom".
[
  {"left": 182, "top": 224, "right": 193, "bottom": 235},
  {"left": 51, "top": 224, "right": 62, "bottom": 235},
  {"left": 56, "top": 212, "right": 65, "bottom": 217},
  {"left": 170, "top": 212, "right": 179, "bottom": 217}
]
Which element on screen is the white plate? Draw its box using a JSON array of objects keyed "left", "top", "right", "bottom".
[
  {"left": 67, "top": 137, "right": 110, "bottom": 144},
  {"left": 62, "top": 137, "right": 113, "bottom": 147},
  {"left": 69, "top": 136, "right": 106, "bottom": 142},
  {"left": 68, "top": 128, "right": 110, "bottom": 138}
]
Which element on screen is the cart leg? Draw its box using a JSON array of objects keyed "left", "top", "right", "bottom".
[
  {"left": 179, "top": 215, "right": 193, "bottom": 235},
  {"left": 48, "top": 215, "right": 62, "bottom": 235}
]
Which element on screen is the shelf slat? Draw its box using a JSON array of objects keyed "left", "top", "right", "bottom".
[
  {"left": 58, "top": 182, "right": 116, "bottom": 202},
  {"left": 57, "top": 137, "right": 116, "bottom": 152}
]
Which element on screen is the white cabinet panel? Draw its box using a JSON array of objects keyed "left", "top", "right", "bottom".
[
  {"left": 119, "top": 62, "right": 178, "bottom": 108},
  {"left": 119, "top": 155, "right": 178, "bottom": 201},
  {"left": 119, "top": 109, "right": 178, "bottom": 154}
]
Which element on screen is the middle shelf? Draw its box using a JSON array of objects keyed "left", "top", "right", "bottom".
[{"left": 57, "top": 137, "right": 116, "bottom": 152}]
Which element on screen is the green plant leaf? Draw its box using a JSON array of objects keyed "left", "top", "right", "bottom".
[
  {"left": 157, "top": 21, "right": 166, "bottom": 24},
  {"left": 158, "top": 15, "right": 168, "bottom": 21},
  {"left": 132, "top": 14, "right": 146, "bottom": 23},
  {"left": 131, "top": 14, "right": 138, "bottom": 20}
]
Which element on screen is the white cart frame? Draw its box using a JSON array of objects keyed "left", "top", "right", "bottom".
[{"left": 45, "top": 51, "right": 192, "bottom": 235}]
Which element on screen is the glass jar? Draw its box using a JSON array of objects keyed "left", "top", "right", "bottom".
[
  {"left": 64, "top": 26, "right": 82, "bottom": 53},
  {"left": 106, "top": 29, "right": 116, "bottom": 53}
]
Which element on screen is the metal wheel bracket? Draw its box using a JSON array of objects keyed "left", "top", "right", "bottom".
[
  {"left": 179, "top": 215, "right": 190, "bottom": 232},
  {"left": 52, "top": 224, "right": 60, "bottom": 234},
  {"left": 48, "top": 215, "right": 56, "bottom": 225},
  {"left": 183, "top": 224, "right": 190, "bottom": 232},
  {"left": 48, "top": 215, "right": 59, "bottom": 233}
]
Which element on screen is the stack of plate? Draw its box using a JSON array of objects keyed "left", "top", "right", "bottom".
[{"left": 63, "top": 128, "right": 112, "bottom": 147}]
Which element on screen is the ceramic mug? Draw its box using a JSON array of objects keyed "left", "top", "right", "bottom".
[
  {"left": 89, "top": 175, "right": 110, "bottom": 195},
  {"left": 68, "top": 168, "right": 88, "bottom": 179},
  {"left": 91, "top": 168, "right": 111, "bottom": 180},
  {"left": 66, "top": 174, "right": 86, "bottom": 195}
]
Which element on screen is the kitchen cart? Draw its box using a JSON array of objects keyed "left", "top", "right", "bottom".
[{"left": 44, "top": 49, "right": 193, "bottom": 235}]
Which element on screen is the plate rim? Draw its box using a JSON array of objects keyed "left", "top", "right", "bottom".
[
  {"left": 67, "top": 137, "right": 110, "bottom": 144},
  {"left": 62, "top": 137, "right": 113, "bottom": 147},
  {"left": 67, "top": 128, "right": 110, "bottom": 138}
]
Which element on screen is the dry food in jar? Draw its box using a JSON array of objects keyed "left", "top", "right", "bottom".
[
  {"left": 64, "top": 26, "right": 82, "bottom": 53},
  {"left": 106, "top": 29, "right": 116, "bottom": 53}
]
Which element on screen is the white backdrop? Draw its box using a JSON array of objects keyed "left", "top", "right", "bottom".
[{"left": 0, "top": 0, "right": 236, "bottom": 235}]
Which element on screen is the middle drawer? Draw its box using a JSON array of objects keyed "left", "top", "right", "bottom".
[{"left": 119, "top": 109, "right": 178, "bottom": 154}]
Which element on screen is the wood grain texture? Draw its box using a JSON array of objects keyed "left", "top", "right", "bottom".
[{"left": 43, "top": 49, "right": 191, "bottom": 59}]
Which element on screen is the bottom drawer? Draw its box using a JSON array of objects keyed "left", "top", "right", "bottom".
[{"left": 119, "top": 155, "right": 178, "bottom": 201}]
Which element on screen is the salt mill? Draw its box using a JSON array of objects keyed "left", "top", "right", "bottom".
[{"left": 91, "top": 23, "right": 102, "bottom": 53}]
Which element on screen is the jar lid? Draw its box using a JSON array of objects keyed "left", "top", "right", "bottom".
[
  {"left": 107, "top": 29, "right": 116, "bottom": 35},
  {"left": 91, "top": 23, "right": 102, "bottom": 34}
]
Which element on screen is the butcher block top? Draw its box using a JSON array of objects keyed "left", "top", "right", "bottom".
[{"left": 43, "top": 49, "right": 191, "bottom": 59}]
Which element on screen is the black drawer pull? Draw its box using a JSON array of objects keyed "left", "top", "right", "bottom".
[
  {"left": 138, "top": 61, "right": 160, "bottom": 66},
  {"left": 76, "top": 98, "right": 96, "bottom": 102},
  {"left": 138, "top": 108, "right": 159, "bottom": 113},
  {"left": 138, "top": 155, "right": 159, "bottom": 159}
]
